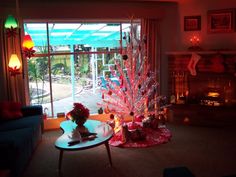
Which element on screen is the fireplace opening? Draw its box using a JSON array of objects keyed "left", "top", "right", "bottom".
[
  {"left": 182, "top": 73, "right": 235, "bottom": 106},
  {"left": 200, "top": 88, "right": 224, "bottom": 106}
]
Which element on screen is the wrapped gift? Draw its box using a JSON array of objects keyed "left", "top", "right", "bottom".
[
  {"left": 121, "top": 124, "right": 130, "bottom": 143},
  {"left": 142, "top": 116, "right": 152, "bottom": 128},
  {"left": 130, "top": 128, "right": 146, "bottom": 141},
  {"left": 151, "top": 117, "right": 159, "bottom": 129}
]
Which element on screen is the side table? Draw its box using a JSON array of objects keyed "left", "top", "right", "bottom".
[{"left": 55, "top": 120, "right": 114, "bottom": 170}]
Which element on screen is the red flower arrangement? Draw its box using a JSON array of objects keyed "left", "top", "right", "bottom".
[{"left": 67, "top": 103, "right": 90, "bottom": 126}]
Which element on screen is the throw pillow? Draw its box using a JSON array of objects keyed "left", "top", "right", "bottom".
[
  {"left": 0, "top": 101, "right": 23, "bottom": 120},
  {"left": 9, "top": 101, "right": 22, "bottom": 112}
]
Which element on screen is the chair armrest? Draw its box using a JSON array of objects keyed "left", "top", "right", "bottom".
[{"left": 21, "top": 105, "right": 43, "bottom": 117}]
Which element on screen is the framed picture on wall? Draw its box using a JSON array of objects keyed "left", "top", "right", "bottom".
[
  {"left": 208, "top": 9, "right": 235, "bottom": 33},
  {"left": 184, "top": 16, "right": 201, "bottom": 31}
]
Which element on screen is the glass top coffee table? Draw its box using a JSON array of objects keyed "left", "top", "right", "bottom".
[{"left": 55, "top": 119, "right": 114, "bottom": 170}]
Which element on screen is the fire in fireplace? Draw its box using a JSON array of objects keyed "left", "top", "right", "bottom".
[
  {"left": 188, "top": 76, "right": 235, "bottom": 106},
  {"left": 200, "top": 89, "right": 224, "bottom": 106}
]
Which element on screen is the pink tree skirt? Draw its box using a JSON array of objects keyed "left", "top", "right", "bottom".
[{"left": 109, "top": 123, "right": 172, "bottom": 148}]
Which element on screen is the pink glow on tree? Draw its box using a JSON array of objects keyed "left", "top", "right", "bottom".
[{"left": 97, "top": 23, "right": 162, "bottom": 120}]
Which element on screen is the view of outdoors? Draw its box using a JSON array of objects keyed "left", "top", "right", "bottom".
[{"left": 24, "top": 21, "right": 140, "bottom": 118}]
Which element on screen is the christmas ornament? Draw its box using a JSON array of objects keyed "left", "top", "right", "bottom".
[
  {"left": 104, "top": 106, "right": 110, "bottom": 114},
  {"left": 122, "top": 54, "right": 128, "bottom": 60},
  {"left": 98, "top": 107, "right": 103, "bottom": 114},
  {"left": 108, "top": 90, "right": 112, "bottom": 95},
  {"left": 110, "top": 114, "right": 115, "bottom": 119}
]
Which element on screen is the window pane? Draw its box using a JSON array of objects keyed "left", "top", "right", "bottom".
[
  {"left": 24, "top": 23, "right": 49, "bottom": 54},
  {"left": 27, "top": 56, "right": 52, "bottom": 116},
  {"left": 50, "top": 54, "right": 73, "bottom": 117},
  {"left": 47, "top": 23, "right": 124, "bottom": 53}
]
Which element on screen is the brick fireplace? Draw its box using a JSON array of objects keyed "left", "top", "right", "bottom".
[
  {"left": 166, "top": 51, "right": 236, "bottom": 126},
  {"left": 167, "top": 51, "right": 236, "bottom": 106}
]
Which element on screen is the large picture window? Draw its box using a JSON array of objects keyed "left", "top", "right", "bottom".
[{"left": 23, "top": 21, "right": 140, "bottom": 118}]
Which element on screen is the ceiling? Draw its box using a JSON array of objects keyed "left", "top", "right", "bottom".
[
  {"left": 25, "top": 22, "right": 138, "bottom": 49},
  {"left": 0, "top": 0, "right": 179, "bottom": 6}
]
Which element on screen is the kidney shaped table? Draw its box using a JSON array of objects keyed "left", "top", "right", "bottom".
[{"left": 55, "top": 119, "right": 114, "bottom": 170}]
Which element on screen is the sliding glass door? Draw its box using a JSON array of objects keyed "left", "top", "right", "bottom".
[{"left": 24, "top": 21, "right": 140, "bottom": 118}]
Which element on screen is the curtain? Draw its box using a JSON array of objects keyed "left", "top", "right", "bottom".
[
  {"left": 141, "top": 19, "right": 161, "bottom": 84},
  {"left": 0, "top": 18, "right": 10, "bottom": 101},
  {"left": 0, "top": 17, "right": 26, "bottom": 105}
]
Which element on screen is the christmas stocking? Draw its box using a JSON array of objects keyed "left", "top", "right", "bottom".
[{"left": 188, "top": 53, "right": 201, "bottom": 76}]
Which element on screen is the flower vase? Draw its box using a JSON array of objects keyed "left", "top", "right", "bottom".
[
  {"left": 75, "top": 118, "right": 86, "bottom": 127},
  {"left": 66, "top": 112, "right": 87, "bottom": 127}
]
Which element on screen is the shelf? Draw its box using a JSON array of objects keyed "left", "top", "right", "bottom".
[{"left": 166, "top": 50, "right": 236, "bottom": 56}]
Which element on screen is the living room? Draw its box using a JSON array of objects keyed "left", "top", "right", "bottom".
[{"left": 0, "top": 0, "right": 236, "bottom": 177}]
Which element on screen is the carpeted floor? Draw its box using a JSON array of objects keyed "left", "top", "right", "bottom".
[{"left": 23, "top": 123, "right": 236, "bottom": 177}]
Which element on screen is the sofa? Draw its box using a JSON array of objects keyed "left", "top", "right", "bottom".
[{"left": 0, "top": 101, "right": 43, "bottom": 177}]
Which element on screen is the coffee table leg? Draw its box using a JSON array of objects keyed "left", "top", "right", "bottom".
[
  {"left": 104, "top": 141, "right": 112, "bottom": 166},
  {"left": 59, "top": 150, "right": 64, "bottom": 170}
]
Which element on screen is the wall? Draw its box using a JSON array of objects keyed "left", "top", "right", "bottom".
[
  {"left": 0, "top": 1, "right": 174, "bottom": 19},
  {"left": 178, "top": 0, "right": 236, "bottom": 51},
  {"left": 160, "top": 0, "right": 236, "bottom": 96}
]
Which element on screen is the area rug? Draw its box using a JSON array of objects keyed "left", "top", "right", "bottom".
[{"left": 109, "top": 122, "right": 172, "bottom": 148}]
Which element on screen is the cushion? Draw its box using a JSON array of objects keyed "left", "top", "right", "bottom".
[
  {"left": 0, "top": 115, "right": 41, "bottom": 132},
  {"left": 8, "top": 101, "right": 22, "bottom": 112},
  {"left": 163, "top": 166, "right": 195, "bottom": 177},
  {"left": 21, "top": 105, "right": 43, "bottom": 117},
  {"left": 0, "top": 101, "right": 23, "bottom": 121}
]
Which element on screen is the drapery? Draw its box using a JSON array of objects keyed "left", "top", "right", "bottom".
[
  {"left": 141, "top": 19, "right": 161, "bottom": 84},
  {"left": 0, "top": 18, "right": 9, "bottom": 100},
  {"left": 0, "top": 17, "right": 26, "bottom": 104}
]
